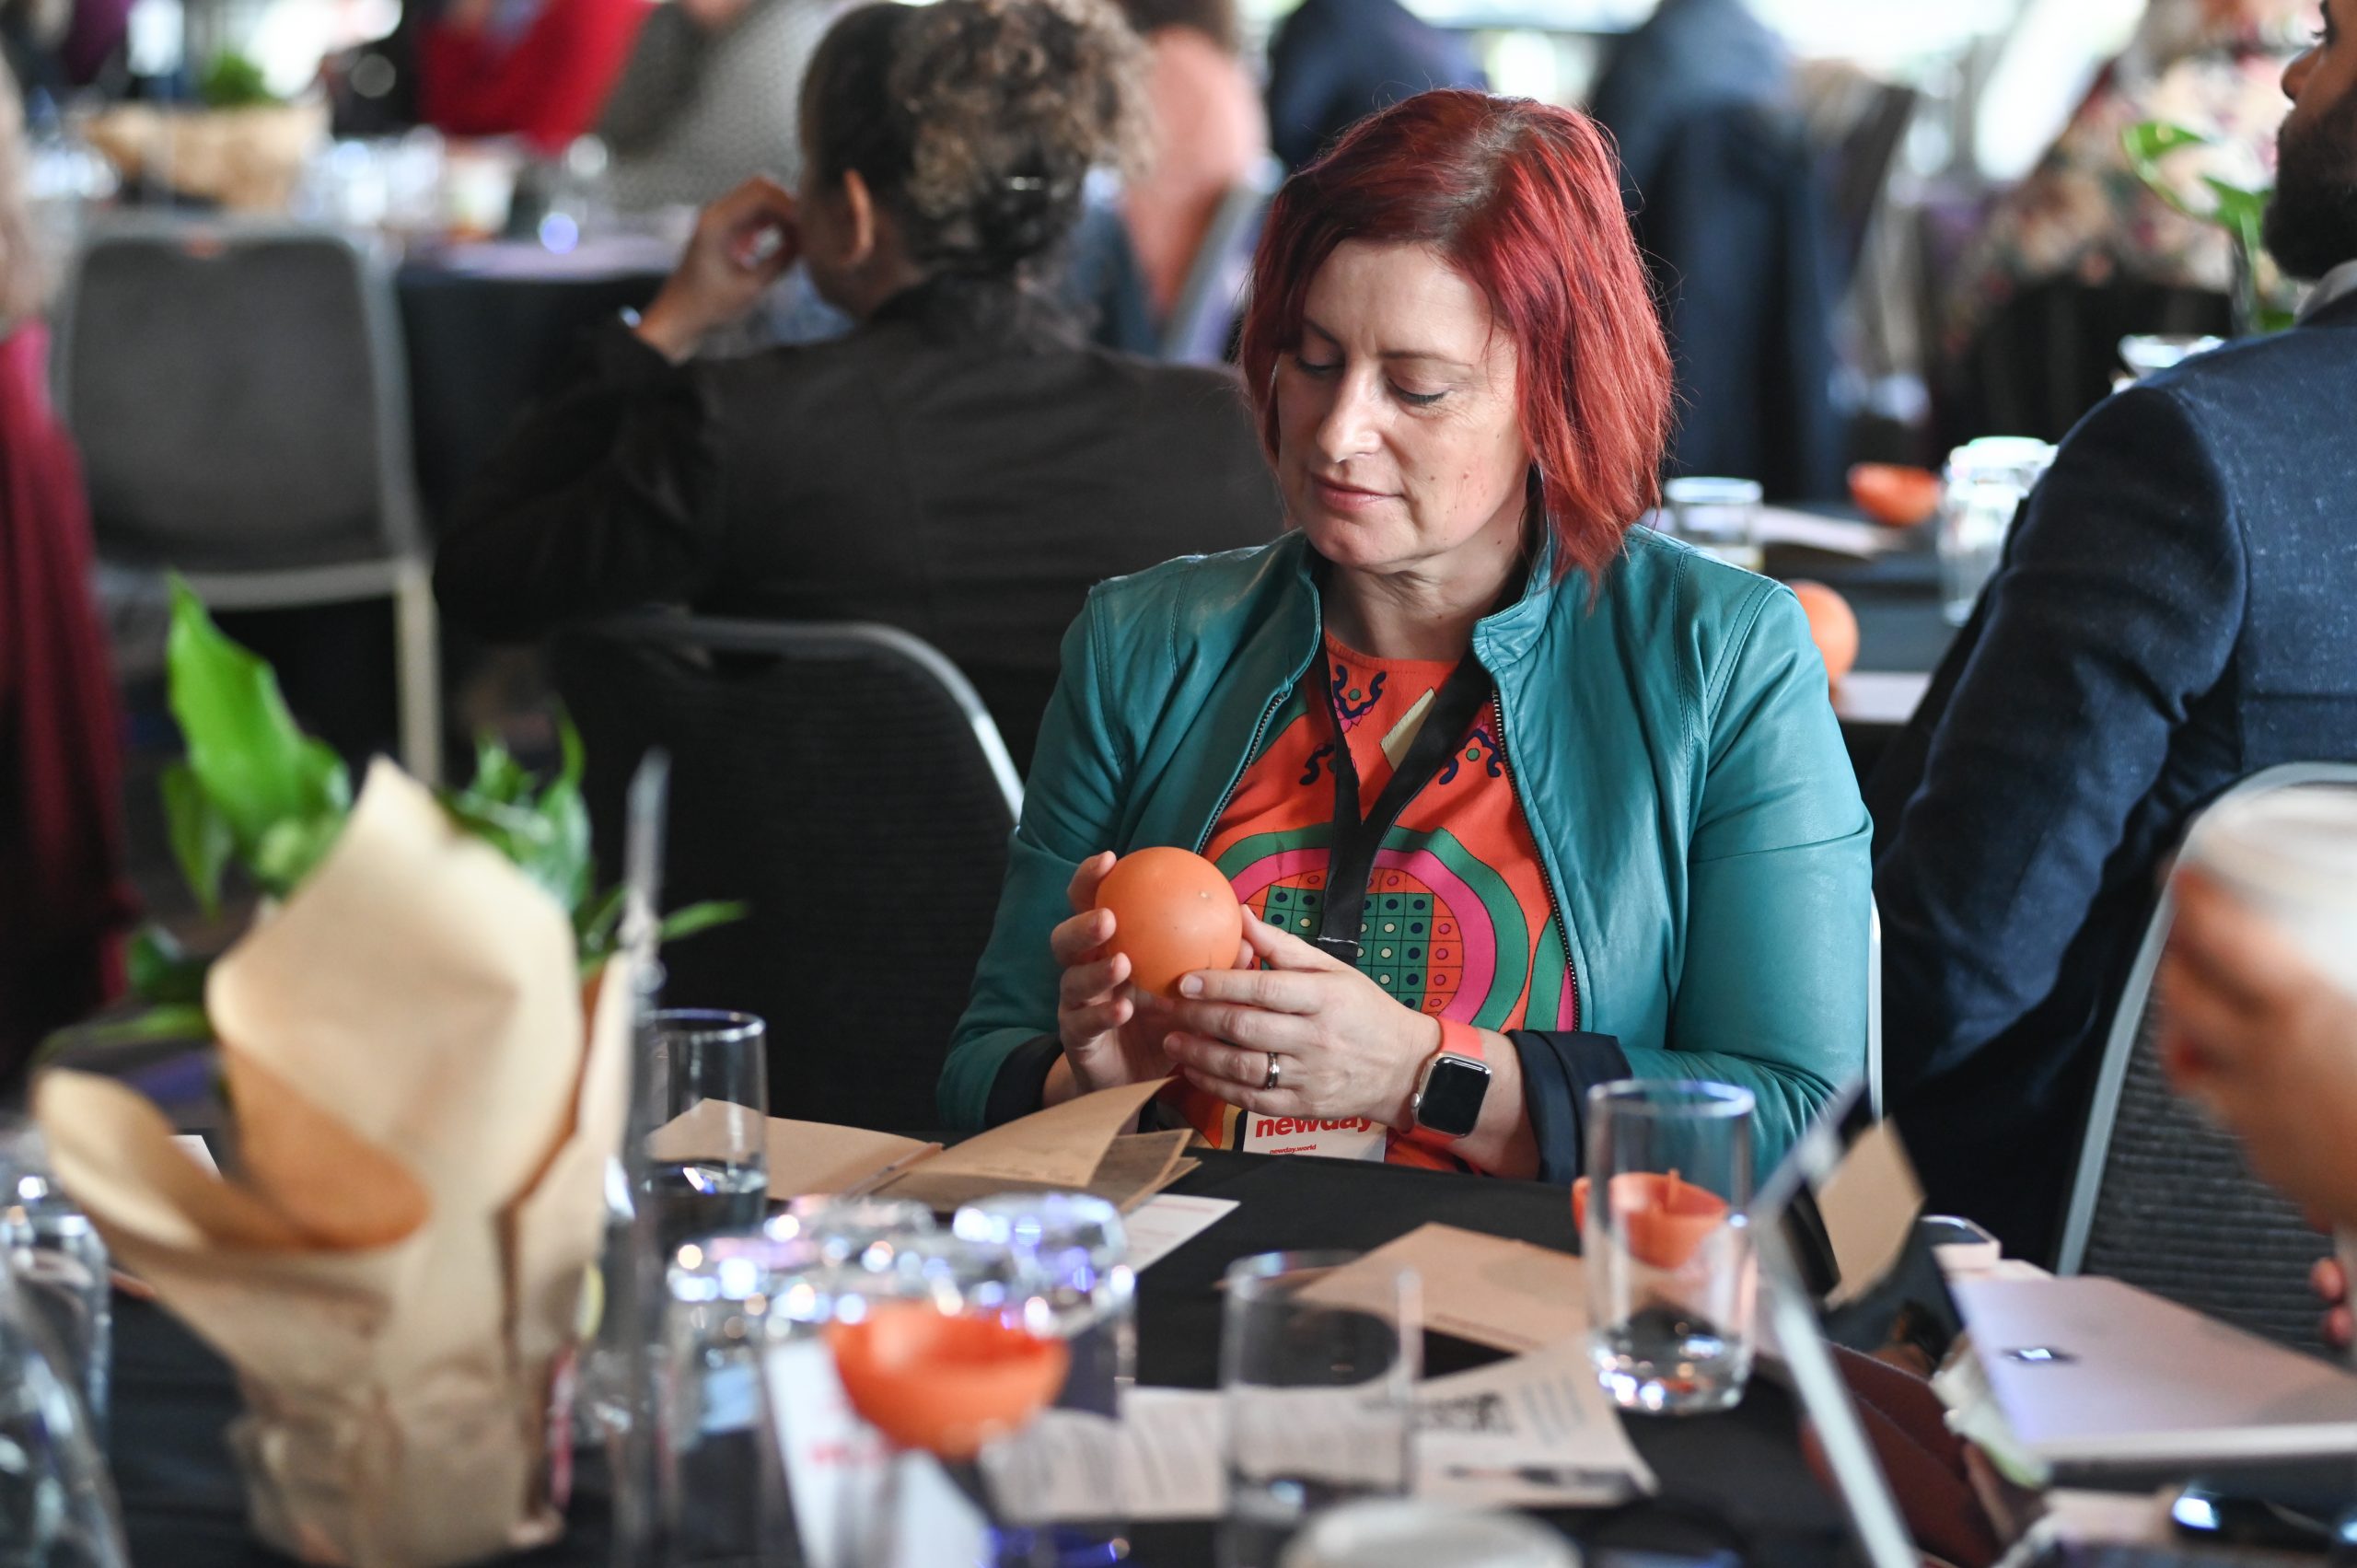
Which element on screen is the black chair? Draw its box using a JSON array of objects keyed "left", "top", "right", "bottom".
[
  {"left": 53, "top": 215, "right": 441, "bottom": 781},
  {"left": 1944, "top": 276, "right": 2233, "bottom": 449},
  {"left": 2055, "top": 763, "right": 2357, "bottom": 1355},
  {"left": 553, "top": 616, "right": 1023, "bottom": 1132}
]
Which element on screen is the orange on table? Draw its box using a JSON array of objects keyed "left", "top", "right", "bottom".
[
  {"left": 1848, "top": 463, "right": 1942, "bottom": 528},
  {"left": 1787, "top": 580, "right": 1859, "bottom": 688},
  {"left": 827, "top": 1303, "right": 1069, "bottom": 1460},
  {"left": 1094, "top": 846, "right": 1245, "bottom": 998},
  {"left": 1573, "top": 1170, "right": 1731, "bottom": 1271}
]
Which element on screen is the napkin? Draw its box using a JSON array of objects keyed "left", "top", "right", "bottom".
[{"left": 38, "top": 761, "right": 635, "bottom": 1567}]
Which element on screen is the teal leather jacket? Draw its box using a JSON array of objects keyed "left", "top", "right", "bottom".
[{"left": 939, "top": 528, "right": 1872, "bottom": 1179}]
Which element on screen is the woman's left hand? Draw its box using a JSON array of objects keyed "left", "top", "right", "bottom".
[{"left": 1162, "top": 915, "right": 1442, "bottom": 1128}]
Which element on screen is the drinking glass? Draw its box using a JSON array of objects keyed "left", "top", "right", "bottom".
[
  {"left": 660, "top": 1235, "right": 847, "bottom": 1567},
  {"left": 0, "top": 1121, "right": 110, "bottom": 1441},
  {"left": 0, "top": 1248, "right": 126, "bottom": 1566},
  {"left": 1661, "top": 477, "right": 1764, "bottom": 572},
  {"left": 953, "top": 1193, "right": 1134, "bottom": 1418},
  {"left": 957, "top": 1195, "right": 1135, "bottom": 1566},
  {"left": 646, "top": 1010, "right": 769, "bottom": 1252},
  {"left": 1219, "top": 1250, "right": 1420, "bottom": 1568},
  {"left": 1936, "top": 436, "right": 2054, "bottom": 626},
  {"left": 1583, "top": 1081, "right": 1756, "bottom": 1416},
  {"left": 766, "top": 1196, "right": 936, "bottom": 1269}
]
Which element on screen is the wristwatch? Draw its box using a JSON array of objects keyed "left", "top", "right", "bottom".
[{"left": 1408, "top": 1019, "right": 1492, "bottom": 1140}]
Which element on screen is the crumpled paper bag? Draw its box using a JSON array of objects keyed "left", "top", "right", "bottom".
[{"left": 38, "top": 761, "right": 636, "bottom": 1566}]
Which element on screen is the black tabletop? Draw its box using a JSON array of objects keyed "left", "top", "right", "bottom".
[
  {"left": 1762, "top": 528, "right": 1951, "bottom": 679},
  {"left": 109, "top": 1150, "right": 1855, "bottom": 1568}
]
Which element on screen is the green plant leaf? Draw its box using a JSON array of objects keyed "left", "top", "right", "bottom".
[
  {"left": 160, "top": 760, "right": 235, "bottom": 915},
  {"left": 575, "top": 885, "right": 625, "bottom": 948},
  {"left": 250, "top": 814, "right": 346, "bottom": 894},
  {"left": 166, "top": 578, "right": 352, "bottom": 855},
  {"left": 656, "top": 900, "right": 749, "bottom": 944},
  {"left": 31, "top": 1003, "right": 215, "bottom": 1073},
  {"left": 126, "top": 925, "right": 210, "bottom": 1005}
]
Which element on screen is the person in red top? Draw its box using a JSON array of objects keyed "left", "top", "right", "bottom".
[
  {"left": 0, "top": 64, "right": 134, "bottom": 1083},
  {"left": 420, "top": 0, "right": 647, "bottom": 154}
]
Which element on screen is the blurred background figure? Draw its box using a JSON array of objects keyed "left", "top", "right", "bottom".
[
  {"left": 598, "top": 0, "right": 841, "bottom": 212},
  {"left": 1941, "top": 0, "right": 2310, "bottom": 442},
  {"left": 1586, "top": 0, "right": 1792, "bottom": 206},
  {"left": 0, "top": 61, "right": 131, "bottom": 1085},
  {"left": 435, "top": 0, "right": 1283, "bottom": 768},
  {"left": 418, "top": 0, "right": 645, "bottom": 153},
  {"left": 2160, "top": 870, "right": 2357, "bottom": 1238},
  {"left": 1591, "top": 0, "right": 1839, "bottom": 500},
  {"left": 1262, "top": 0, "right": 1483, "bottom": 169},
  {"left": 1110, "top": 0, "right": 1265, "bottom": 323}
]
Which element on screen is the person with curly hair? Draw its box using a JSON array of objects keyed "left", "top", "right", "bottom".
[{"left": 435, "top": 0, "right": 1283, "bottom": 770}]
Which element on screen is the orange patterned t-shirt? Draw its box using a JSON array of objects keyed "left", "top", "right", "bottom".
[{"left": 1166, "top": 636, "right": 1575, "bottom": 1167}]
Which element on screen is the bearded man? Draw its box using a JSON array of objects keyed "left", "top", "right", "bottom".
[{"left": 1868, "top": 0, "right": 2357, "bottom": 1264}]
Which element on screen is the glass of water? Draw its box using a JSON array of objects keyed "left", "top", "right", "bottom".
[
  {"left": 0, "top": 1121, "right": 110, "bottom": 1440},
  {"left": 954, "top": 1193, "right": 1134, "bottom": 1418},
  {"left": 646, "top": 1011, "right": 770, "bottom": 1252},
  {"left": 1583, "top": 1081, "right": 1756, "bottom": 1416},
  {"left": 1220, "top": 1250, "right": 1420, "bottom": 1566},
  {"left": 1937, "top": 437, "right": 2055, "bottom": 626},
  {"left": 766, "top": 1196, "right": 936, "bottom": 1269},
  {"left": 1662, "top": 476, "right": 1764, "bottom": 572}
]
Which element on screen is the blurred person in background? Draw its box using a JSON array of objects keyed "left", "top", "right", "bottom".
[
  {"left": 2159, "top": 870, "right": 2357, "bottom": 1238},
  {"left": 598, "top": 0, "right": 843, "bottom": 211},
  {"left": 1262, "top": 0, "right": 1482, "bottom": 169},
  {"left": 0, "top": 61, "right": 132, "bottom": 1084},
  {"left": 420, "top": 0, "right": 645, "bottom": 154},
  {"left": 1870, "top": 0, "right": 2357, "bottom": 1265},
  {"left": 1110, "top": 0, "right": 1266, "bottom": 323},
  {"left": 434, "top": 0, "right": 1283, "bottom": 770},
  {"left": 1585, "top": 0, "right": 1791, "bottom": 205},
  {"left": 1944, "top": 0, "right": 2309, "bottom": 370}
]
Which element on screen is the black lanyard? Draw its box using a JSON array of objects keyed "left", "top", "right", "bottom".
[{"left": 1310, "top": 652, "right": 1496, "bottom": 965}]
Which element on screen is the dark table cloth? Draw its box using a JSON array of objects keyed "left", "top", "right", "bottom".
[{"left": 110, "top": 1150, "right": 1854, "bottom": 1568}]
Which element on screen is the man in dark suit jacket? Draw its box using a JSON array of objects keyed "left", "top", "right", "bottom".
[
  {"left": 1586, "top": 0, "right": 1789, "bottom": 205},
  {"left": 1263, "top": 0, "right": 1484, "bottom": 170},
  {"left": 1871, "top": 0, "right": 2357, "bottom": 1265}
]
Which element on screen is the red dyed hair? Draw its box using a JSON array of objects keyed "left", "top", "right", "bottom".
[{"left": 1237, "top": 91, "right": 1672, "bottom": 584}]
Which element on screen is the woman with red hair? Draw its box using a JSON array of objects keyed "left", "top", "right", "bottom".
[{"left": 943, "top": 90, "right": 1870, "bottom": 1181}]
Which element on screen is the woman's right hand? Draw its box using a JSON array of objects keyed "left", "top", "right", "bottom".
[
  {"left": 1051, "top": 853, "right": 1178, "bottom": 1095},
  {"left": 635, "top": 177, "right": 800, "bottom": 361}
]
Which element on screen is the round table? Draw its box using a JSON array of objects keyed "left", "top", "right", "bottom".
[{"left": 108, "top": 1151, "right": 1853, "bottom": 1568}]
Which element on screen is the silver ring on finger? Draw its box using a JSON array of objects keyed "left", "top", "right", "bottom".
[{"left": 1263, "top": 1051, "right": 1282, "bottom": 1092}]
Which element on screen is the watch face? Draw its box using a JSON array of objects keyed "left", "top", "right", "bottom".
[{"left": 1419, "top": 1054, "right": 1491, "bottom": 1138}]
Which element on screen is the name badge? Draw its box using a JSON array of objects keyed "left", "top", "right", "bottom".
[{"left": 1241, "top": 1113, "right": 1387, "bottom": 1161}]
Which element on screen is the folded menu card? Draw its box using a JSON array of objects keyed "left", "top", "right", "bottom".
[{"left": 657, "top": 1076, "right": 1196, "bottom": 1214}]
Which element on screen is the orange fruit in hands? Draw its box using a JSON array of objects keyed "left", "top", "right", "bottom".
[
  {"left": 828, "top": 1304, "right": 1069, "bottom": 1459},
  {"left": 1848, "top": 463, "right": 1942, "bottom": 528},
  {"left": 1094, "top": 847, "right": 1245, "bottom": 998},
  {"left": 1788, "top": 580, "right": 1859, "bottom": 688}
]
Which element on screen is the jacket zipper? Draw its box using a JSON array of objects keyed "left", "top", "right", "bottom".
[
  {"left": 1192, "top": 686, "right": 1291, "bottom": 854},
  {"left": 1490, "top": 690, "right": 1580, "bottom": 1031}
]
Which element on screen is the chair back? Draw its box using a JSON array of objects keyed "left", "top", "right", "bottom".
[
  {"left": 2055, "top": 762, "right": 2357, "bottom": 1353},
  {"left": 553, "top": 616, "right": 1022, "bottom": 1133},
  {"left": 53, "top": 216, "right": 422, "bottom": 575},
  {"left": 1162, "top": 155, "right": 1283, "bottom": 366}
]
